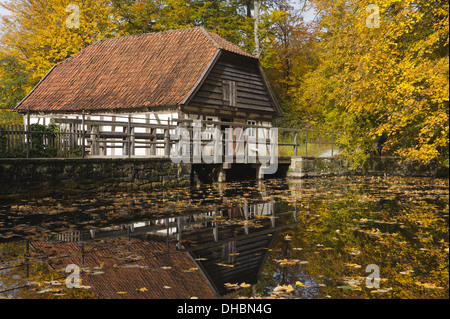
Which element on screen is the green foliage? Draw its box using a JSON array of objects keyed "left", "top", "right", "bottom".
[
  {"left": 29, "top": 123, "right": 59, "bottom": 158},
  {"left": 292, "top": 0, "right": 449, "bottom": 167},
  {"left": 0, "top": 55, "right": 30, "bottom": 110},
  {"left": 0, "top": 109, "right": 22, "bottom": 126},
  {"left": 111, "top": 0, "right": 251, "bottom": 41}
]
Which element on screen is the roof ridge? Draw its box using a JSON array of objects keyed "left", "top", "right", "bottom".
[
  {"left": 60, "top": 27, "right": 254, "bottom": 67},
  {"left": 198, "top": 26, "right": 222, "bottom": 51},
  {"left": 93, "top": 26, "right": 204, "bottom": 44},
  {"left": 200, "top": 27, "right": 257, "bottom": 59}
]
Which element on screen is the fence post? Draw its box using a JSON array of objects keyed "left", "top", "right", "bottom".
[
  {"left": 11, "top": 124, "right": 15, "bottom": 153},
  {"left": 294, "top": 132, "right": 298, "bottom": 157},
  {"left": 331, "top": 131, "right": 334, "bottom": 157},
  {"left": 81, "top": 110, "right": 85, "bottom": 158},
  {"left": 164, "top": 120, "right": 170, "bottom": 157},
  {"left": 127, "top": 115, "right": 131, "bottom": 158},
  {"left": 305, "top": 129, "right": 308, "bottom": 157},
  {"left": 26, "top": 109, "right": 30, "bottom": 158}
]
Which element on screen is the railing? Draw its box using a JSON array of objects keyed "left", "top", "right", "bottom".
[{"left": 0, "top": 115, "right": 340, "bottom": 160}]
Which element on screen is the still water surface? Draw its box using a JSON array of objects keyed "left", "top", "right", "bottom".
[{"left": 0, "top": 176, "right": 448, "bottom": 299}]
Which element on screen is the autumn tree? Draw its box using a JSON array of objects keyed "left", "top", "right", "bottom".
[
  {"left": 0, "top": 0, "right": 121, "bottom": 106},
  {"left": 0, "top": 0, "right": 297, "bottom": 118},
  {"left": 111, "top": 0, "right": 250, "bottom": 44},
  {"left": 259, "top": 0, "right": 315, "bottom": 128},
  {"left": 295, "top": 0, "right": 449, "bottom": 166}
]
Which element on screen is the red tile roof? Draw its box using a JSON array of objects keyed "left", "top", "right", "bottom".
[
  {"left": 31, "top": 239, "right": 218, "bottom": 299},
  {"left": 15, "top": 27, "right": 256, "bottom": 113}
]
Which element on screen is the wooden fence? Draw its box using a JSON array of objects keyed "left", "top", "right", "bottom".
[{"left": 0, "top": 116, "right": 340, "bottom": 160}]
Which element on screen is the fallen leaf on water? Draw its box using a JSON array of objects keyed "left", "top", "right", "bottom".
[
  {"left": 372, "top": 288, "right": 393, "bottom": 293},
  {"left": 295, "top": 281, "right": 310, "bottom": 287},
  {"left": 276, "top": 258, "right": 298, "bottom": 267},
  {"left": 273, "top": 284, "right": 295, "bottom": 294},
  {"left": 78, "top": 285, "right": 92, "bottom": 289},
  {"left": 415, "top": 282, "right": 444, "bottom": 290},
  {"left": 224, "top": 283, "right": 239, "bottom": 289},
  {"left": 240, "top": 282, "right": 251, "bottom": 288},
  {"left": 44, "top": 280, "right": 62, "bottom": 286},
  {"left": 344, "top": 263, "right": 361, "bottom": 269},
  {"left": 182, "top": 267, "right": 198, "bottom": 272},
  {"left": 137, "top": 287, "right": 148, "bottom": 292},
  {"left": 338, "top": 285, "right": 361, "bottom": 291},
  {"left": 216, "top": 263, "right": 234, "bottom": 268},
  {"left": 36, "top": 288, "right": 53, "bottom": 294},
  {"left": 116, "top": 291, "right": 127, "bottom": 294}
]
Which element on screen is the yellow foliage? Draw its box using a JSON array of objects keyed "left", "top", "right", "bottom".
[
  {"left": 0, "top": 0, "right": 122, "bottom": 86},
  {"left": 297, "top": 0, "right": 449, "bottom": 165}
]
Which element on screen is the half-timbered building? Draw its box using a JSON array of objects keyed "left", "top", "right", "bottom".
[{"left": 14, "top": 27, "right": 281, "bottom": 157}]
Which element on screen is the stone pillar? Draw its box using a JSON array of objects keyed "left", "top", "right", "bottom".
[{"left": 217, "top": 165, "right": 227, "bottom": 182}]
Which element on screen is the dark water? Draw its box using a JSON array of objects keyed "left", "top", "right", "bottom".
[{"left": 0, "top": 176, "right": 448, "bottom": 299}]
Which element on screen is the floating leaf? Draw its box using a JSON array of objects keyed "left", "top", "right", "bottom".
[
  {"left": 216, "top": 263, "right": 234, "bottom": 268},
  {"left": 224, "top": 283, "right": 239, "bottom": 289},
  {"left": 344, "top": 263, "right": 361, "bottom": 269},
  {"left": 182, "top": 267, "right": 198, "bottom": 272},
  {"left": 338, "top": 285, "right": 361, "bottom": 290},
  {"left": 295, "top": 281, "right": 310, "bottom": 287}
]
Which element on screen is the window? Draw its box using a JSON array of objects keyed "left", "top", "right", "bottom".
[
  {"left": 247, "top": 120, "right": 256, "bottom": 137},
  {"left": 222, "top": 80, "right": 236, "bottom": 107},
  {"left": 204, "top": 117, "right": 215, "bottom": 140}
]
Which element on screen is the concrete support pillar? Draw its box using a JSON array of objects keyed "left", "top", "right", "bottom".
[
  {"left": 218, "top": 165, "right": 227, "bottom": 182},
  {"left": 257, "top": 164, "right": 267, "bottom": 180}
]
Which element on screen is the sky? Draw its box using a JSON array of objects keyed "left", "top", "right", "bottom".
[
  {"left": 0, "top": 7, "right": 8, "bottom": 16},
  {"left": 0, "top": 1, "right": 316, "bottom": 26}
]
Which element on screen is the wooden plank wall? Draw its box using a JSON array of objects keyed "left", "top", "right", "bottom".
[{"left": 187, "top": 52, "right": 277, "bottom": 115}]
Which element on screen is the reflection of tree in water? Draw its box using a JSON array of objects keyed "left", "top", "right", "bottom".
[
  {"left": 0, "top": 239, "right": 100, "bottom": 299},
  {"left": 240, "top": 176, "right": 448, "bottom": 299},
  {"left": 0, "top": 176, "right": 448, "bottom": 299}
]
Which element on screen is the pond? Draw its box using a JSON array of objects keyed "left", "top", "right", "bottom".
[{"left": 0, "top": 176, "right": 448, "bottom": 299}]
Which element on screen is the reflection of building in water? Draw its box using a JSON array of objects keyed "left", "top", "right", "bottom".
[
  {"left": 31, "top": 240, "right": 217, "bottom": 299},
  {"left": 33, "top": 202, "right": 298, "bottom": 299}
]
